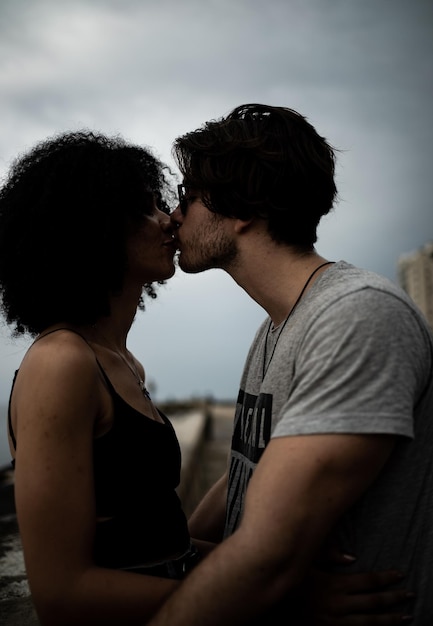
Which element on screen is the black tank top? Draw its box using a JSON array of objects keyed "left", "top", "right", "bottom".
[{"left": 8, "top": 333, "right": 190, "bottom": 570}]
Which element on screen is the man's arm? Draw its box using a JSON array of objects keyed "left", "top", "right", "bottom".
[{"left": 147, "top": 432, "right": 395, "bottom": 626}]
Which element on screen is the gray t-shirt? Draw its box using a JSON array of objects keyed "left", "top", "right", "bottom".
[{"left": 224, "top": 261, "right": 433, "bottom": 622}]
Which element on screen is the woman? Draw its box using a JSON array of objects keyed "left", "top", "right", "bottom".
[
  {"left": 0, "top": 131, "right": 198, "bottom": 625},
  {"left": 0, "top": 131, "right": 408, "bottom": 626}
]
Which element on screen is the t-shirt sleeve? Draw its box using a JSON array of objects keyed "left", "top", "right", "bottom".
[{"left": 272, "top": 288, "right": 430, "bottom": 439}]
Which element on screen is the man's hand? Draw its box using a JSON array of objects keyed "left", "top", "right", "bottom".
[{"left": 299, "top": 549, "right": 414, "bottom": 624}]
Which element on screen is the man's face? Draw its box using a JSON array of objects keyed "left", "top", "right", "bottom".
[{"left": 170, "top": 188, "right": 237, "bottom": 274}]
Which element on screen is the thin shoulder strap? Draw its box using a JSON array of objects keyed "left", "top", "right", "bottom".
[
  {"left": 32, "top": 327, "right": 88, "bottom": 344},
  {"left": 8, "top": 370, "right": 18, "bottom": 450}
]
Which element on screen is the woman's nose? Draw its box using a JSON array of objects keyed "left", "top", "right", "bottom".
[
  {"left": 170, "top": 205, "right": 182, "bottom": 228},
  {"left": 156, "top": 208, "right": 174, "bottom": 231}
]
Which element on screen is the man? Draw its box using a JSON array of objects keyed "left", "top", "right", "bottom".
[{"left": 149, "top": 104, "right": 432, "bottom": 624}]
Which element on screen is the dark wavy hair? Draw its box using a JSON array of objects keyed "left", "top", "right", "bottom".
[
  {"left": 173, "top": 103, "right": 338, "bottom": 247},
  {"left": 0, "top": 131, "right": 175, "bottom": 336}
]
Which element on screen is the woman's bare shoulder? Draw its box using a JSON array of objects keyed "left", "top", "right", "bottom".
[
  {"left": 22, "top": 328, "right": 95, "bottom": 370},
  {"left": 13, "top": 328, "right": 102, "bottom": 410}
]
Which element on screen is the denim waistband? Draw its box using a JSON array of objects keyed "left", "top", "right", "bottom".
[{"left": 120, "top": 543, "right": 201, "bottom": 580}]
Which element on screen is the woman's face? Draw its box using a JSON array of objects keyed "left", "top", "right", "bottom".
[{"left": 126, "top": 201, "right": 177, "bottom": 284}]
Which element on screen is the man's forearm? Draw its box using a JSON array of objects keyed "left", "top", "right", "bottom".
[{"left": 147, "top": 529, "right": 297, "bottom": 626}]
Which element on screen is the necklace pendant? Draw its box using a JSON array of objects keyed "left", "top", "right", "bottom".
[{"left": 139, "top": 380, "right": 151, "bottom": 399}]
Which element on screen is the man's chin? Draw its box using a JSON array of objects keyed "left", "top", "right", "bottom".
[{"left": 178, "top": 257, "right": 206, "bottom": 275}]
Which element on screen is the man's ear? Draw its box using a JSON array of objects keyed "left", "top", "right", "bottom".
[{"left": 233, "top": 218, "right": 254, "bottom": 234}]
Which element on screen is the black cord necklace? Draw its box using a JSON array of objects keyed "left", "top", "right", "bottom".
[{"left": 262, "top": 261, "right": 334, "bottom": 381}]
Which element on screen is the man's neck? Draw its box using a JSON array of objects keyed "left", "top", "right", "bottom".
[{"left": 228, "top": 240, "right": 329, "bottom": 326}]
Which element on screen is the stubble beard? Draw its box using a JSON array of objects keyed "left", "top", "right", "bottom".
[{"left": 177, "top": 220, "right": 237, "bottom": 275}]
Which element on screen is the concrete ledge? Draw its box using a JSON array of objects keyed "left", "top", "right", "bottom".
[
  {"left": 172, "top": 409, "right": 210, "bottom": 517},
  {"left": 0, "top": 514, "right": 37, "bottom": 625}
]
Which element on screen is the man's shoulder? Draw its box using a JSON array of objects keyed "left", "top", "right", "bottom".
[
  {"left": 317, "top": 260, "right": 415, "bottom": 309},
  {"left": 325, "top": 260, "right": 399, "bottom": 291},
  {"left": 301, "top": 260, "right": 433, "bottom": 346}
]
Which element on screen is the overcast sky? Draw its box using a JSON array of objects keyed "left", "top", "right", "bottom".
[{"left": 0, "top": 0, "right": 432, "bottom": 419}]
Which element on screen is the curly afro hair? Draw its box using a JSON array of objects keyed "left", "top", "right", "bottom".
[{"left": 0, "top": 130, "right": 176, "bottom": 336}]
